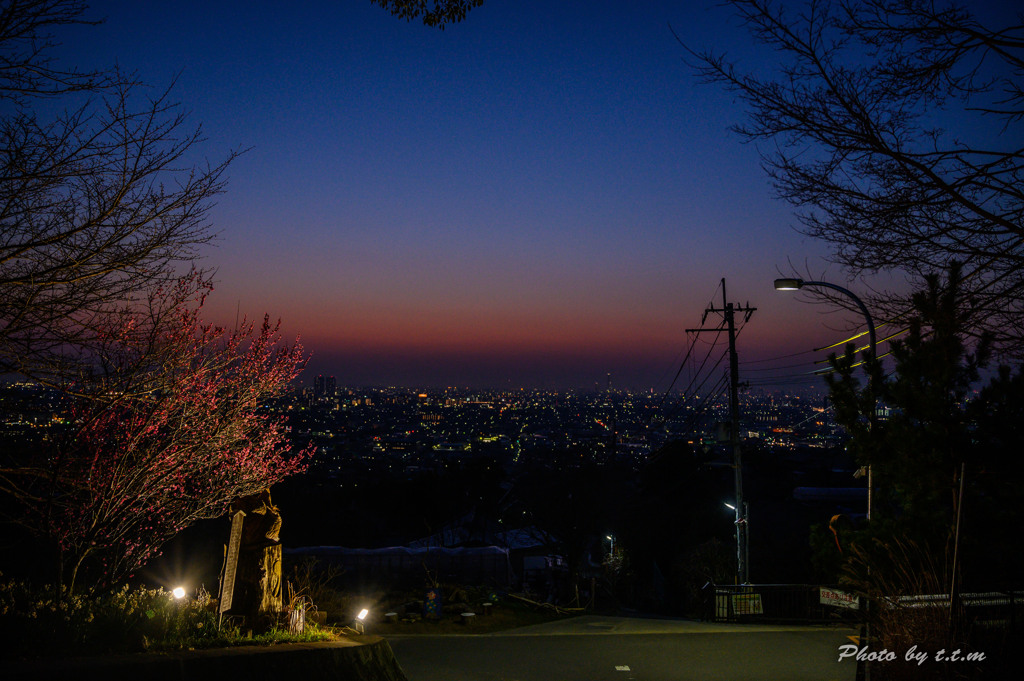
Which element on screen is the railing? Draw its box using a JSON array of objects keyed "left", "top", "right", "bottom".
[
  {"left": 703, "top": 583, "right": 859, "bottom": 623},
  {"left": 703, "top": 583, "right": 1024, "bottom": 630}
]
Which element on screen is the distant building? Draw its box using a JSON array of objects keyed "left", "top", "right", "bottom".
[{"left": 312, "top": 374, "right": 336, "bottom": 399}]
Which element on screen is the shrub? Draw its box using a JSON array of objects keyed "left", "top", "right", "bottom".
[{"left": 0, "top": 579, "right": 227, "bottom": 658}]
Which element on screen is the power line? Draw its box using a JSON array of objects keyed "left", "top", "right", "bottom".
[
  {"left": 683, "top": 348, "right": 729, "bottom": 402},
  {"left": 679, "top": 326, "right": 725, "bottom": 397},
  {"left": 655, "top": 334, "right": 699, "bottom": 412}
]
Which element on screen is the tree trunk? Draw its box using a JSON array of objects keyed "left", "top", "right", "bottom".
[{"left": 65, "top": 551, "right": 88, "bottom": 596}]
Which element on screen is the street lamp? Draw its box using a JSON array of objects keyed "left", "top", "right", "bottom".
[
  {"left": 776, "top": 277, "right": 880, "bottom": 672},
  {"left": 772, "top": 279, "right": 876, "bottom": 360},
  {"left": 773, "top": 278, "right": 876, "bottom": 520}
]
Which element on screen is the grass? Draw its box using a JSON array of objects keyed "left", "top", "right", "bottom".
[
  {"left": 0, "top": 579, "right": 338, "bottom": 660},
  {"left": 221, "top": 625, "right": 337, "bottom": 647}
]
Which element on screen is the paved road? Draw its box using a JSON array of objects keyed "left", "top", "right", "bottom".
[{"left": 387, "top": 616, "right": 859, "bottom": 681}]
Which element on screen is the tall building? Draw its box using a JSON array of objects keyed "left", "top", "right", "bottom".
[
  {"left": 314, "top": 374, "right": 325, "bottom": 398},
  {"left": 326, "top": 375, "right": 336, "bottom": 397}
]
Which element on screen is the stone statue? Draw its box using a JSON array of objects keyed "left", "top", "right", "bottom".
[{"left": 225, "top": 489, "right": 283, "bottom": 627}]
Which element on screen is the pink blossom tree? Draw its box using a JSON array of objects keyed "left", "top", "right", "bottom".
[{"left": 16, "top": 276, "right": 312, "bottom": 593}]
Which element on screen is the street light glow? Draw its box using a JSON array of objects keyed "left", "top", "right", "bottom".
[
  {"left": 172, "top": 587, "right": 186, "bottom": 600},
  {"left": 773, "top": 278, "right": 804, "bottom": 290}
]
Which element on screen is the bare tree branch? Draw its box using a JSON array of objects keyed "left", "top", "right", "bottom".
[
  {"left": 0, "top": 0, "right": 112, "bottom": 102},
  {"left": 0, "top": 1, "right": 236, "bottom": 382},
  {"left": 685, "top": 0, "right": 1024, "bottom": 355}
]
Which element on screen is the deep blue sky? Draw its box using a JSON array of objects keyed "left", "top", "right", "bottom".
[{"left": 52, "top": 1, "right": 934, "bottom": 390}]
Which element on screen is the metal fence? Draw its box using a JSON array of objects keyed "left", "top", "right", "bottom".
[
  {"left": 703, "top": 583, "right": 860, "bottom": 623},
  {"left": 703, "top": 584, "right": 1024, "bottom": 630}
]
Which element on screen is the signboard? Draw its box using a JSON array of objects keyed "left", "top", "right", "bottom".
[
  {"left": 219, "top": 510, "right": 246, "bottom": 614},
  {"left": 820, "top": 587, "right": 860, "bottom": 610},
  {"left": 732, "top": 593, "right": 764, "bottom": 615}
]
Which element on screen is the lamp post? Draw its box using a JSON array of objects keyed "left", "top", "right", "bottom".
[
  {"left": 775, "top": 278, "right": 878, "bottom": 680},
  {"left": 773, "top": 278, "right": 876, "bottom": 520}
]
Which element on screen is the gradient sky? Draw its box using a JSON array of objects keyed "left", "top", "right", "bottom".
[{"left": 53, "top": 0, "right": 932, "bottom": 390}]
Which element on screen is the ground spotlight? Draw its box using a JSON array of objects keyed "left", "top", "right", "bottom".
[{"left": 353, "top": 608, "right": 369, "bottom": 634}]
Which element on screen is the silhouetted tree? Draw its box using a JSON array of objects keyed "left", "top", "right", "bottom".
[
  {"left": 827, "top": 266, "right": 1024, "bottom": 587},
  {"left": 0, "top": 3, "right": 313, "bottom": 596},
  {"left": 827, "top": 266, "right": 986, "bottom": 536},
  {"left": 0, "top": 0, "right": 235, "bottom": 382},
  {"left": 960, "top": 363, "right": 1024, "bottom": 589},
  {"left": 370, "top": 0, "right": 483, "bottom": 29},
  {"left": 689, "top": 0, "right": 1024, "bottom": 356}
]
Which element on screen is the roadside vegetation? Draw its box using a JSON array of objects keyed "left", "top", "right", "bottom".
[
  {"left": 0, "top": 571, "right": 574, "bottom": 659},
  {"left": 0, "top": 578, "right": 333, "bottom": 660}
]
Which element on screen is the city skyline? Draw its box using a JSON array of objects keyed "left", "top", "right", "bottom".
[{"left": 48, "top": 1, "right": 986, "bottom": 389}]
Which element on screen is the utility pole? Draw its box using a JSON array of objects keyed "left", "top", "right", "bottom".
[{"left": 688, "top": 278, "right": 756, "bottom": 583}]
